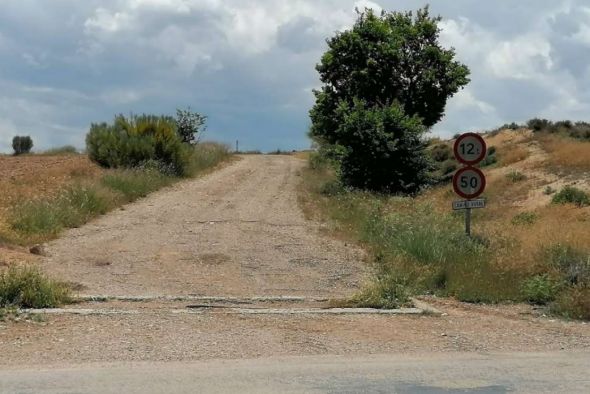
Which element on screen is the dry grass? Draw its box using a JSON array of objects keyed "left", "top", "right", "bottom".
[
  {"left": 0, "top": 155, "right": 103, "bottom": 242},
  {"left": 498, "top": 144, "right": 530, "bottom": 165},
  {"left": 538, "top": 134, "right": 590, "bottom": 171}
]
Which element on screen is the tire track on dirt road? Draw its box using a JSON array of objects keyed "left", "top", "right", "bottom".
[{"left": 41, "top": 155, "right": 365, "bottom": 298}]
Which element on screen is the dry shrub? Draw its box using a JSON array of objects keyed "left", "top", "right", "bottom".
[
  {"left": 492, "top": 205, "right": 590, "bottom": 272},
  {"left": 539, "top": 134, "right": 590, "bottom": 171},
  {"left": 498, "top": 145, "right": 529, "bottom": 165}
]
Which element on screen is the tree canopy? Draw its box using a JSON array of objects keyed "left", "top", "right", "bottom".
[{"left": 309, "top": 7, "right": 470, "bottom": 193}]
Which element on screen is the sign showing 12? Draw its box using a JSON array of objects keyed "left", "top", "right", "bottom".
[{"left": 454, "top": 133, "right": 487, "bottom": 166}]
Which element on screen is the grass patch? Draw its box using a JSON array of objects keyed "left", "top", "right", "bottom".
[
  {"left": 185, "top": 142, "right": 232, "bottom": 176},
  {"left": 301, "top": 165, "right": 524, "bottom": 309},
  {"left": 7, "top": 142, "right": 233, "bottom": 245},
  {"left": 10, "top": 184, "right": 114, "bottom": 241},
  {"left": 0, "top": 265, "right": 70, "bottom": 308},
  {"left": 552, "top": 186, "right": 590, "bottom": 207},
  {"left": 102, "top": 168, "right": 173, "bottom": 203},
  {"left": 511, "top": 212, "right": 538, "bottom": 226}
]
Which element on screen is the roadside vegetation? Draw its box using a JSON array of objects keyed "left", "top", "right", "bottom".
[
  {"left": 303, "top": 6, "right": 590, "bottom": 320},
  {"left": 0, "top": 110, "right": 231, "bottom": 310},
  {"left": 4, "top": 142, "right": 230, "bottom": 245},
  {"left": 0, "top": 110, "right": 231, "bottom": 247},
  {"left": 0, "top": 265, "right": 70, "bottom": 308},
  {"left": 303, "top": 10, "right": 590, "bottom": 316},
  {"left": 301, "top": 138, "right": 590, "bottom": 319}
]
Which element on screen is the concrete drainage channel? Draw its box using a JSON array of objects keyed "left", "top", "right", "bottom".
[{"left": 19, "top": 296, "right": 441, "bottom": 316}]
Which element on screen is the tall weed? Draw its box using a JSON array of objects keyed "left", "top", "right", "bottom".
[{"left": 0, "top": 266, "right": 70, "bottom": 308}]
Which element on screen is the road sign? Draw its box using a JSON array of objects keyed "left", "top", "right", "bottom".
[
  {"left": 452, "top": 199, "right": 486, "bottom": 210},
  {"left": 453, "top": 166, "right": 486, "bottom": 200},
  {"left": 454, "top": 133, "right": 487, "bottom": 165}
]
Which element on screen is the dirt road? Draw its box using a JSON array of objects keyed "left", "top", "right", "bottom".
[
  {"left": 1, "top": 155, "right": 589, "bottom": 381},
  {"left": 42, "top": 155, "right": 364, "bottom": 297}
]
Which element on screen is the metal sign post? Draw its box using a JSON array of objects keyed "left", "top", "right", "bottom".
[{"left": 452, "top": 133, "right": 487, "bottom": 237}]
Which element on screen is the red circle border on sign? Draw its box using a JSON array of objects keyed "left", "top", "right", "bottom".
[
  {"left": 453, "top": 166, "right": 486, "bottom": 200},
  {"left": 454, "top": 133, "right": 487, "bottom": 165}
]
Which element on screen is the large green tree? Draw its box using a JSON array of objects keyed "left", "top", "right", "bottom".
[{"left": 310, "top": 7, "right": 470, "bottom": 193}]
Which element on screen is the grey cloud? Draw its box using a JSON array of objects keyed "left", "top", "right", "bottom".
[
  {"left": 277, "top": 17, "right": 323, "bottom": 53},
  {"left": 0, "top": 0, "right": 590, "bottom": 153}
]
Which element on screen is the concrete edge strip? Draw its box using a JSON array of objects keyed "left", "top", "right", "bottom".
[
  {"left": 411, "top": 298, "right": 442, "bottom": 316},
  {"left": 72, "top": 296, "right": 442, "bottom": 315},
  {"left": 75, "top": 295, "right": 330, "bottom": 303},
  {"left": 19, "top": 307, "right": 427, "bottom": 316}
]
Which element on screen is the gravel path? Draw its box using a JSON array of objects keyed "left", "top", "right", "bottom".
[{"left": 41, "top": 155, "right": 364, "bottom": 298}]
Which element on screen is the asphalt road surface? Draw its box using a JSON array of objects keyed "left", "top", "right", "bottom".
[{"left": 1, "top": 352, "right": 589, "bottom": 393}]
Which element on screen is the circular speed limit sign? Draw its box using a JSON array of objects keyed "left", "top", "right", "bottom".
[
  {"left": 453, "top": 166, "right": 486, "bottom": 199},
  {"left": 454, "top": 133, "right": 487, "bottom": 165}
]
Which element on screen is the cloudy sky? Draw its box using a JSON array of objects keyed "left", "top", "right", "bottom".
[{"left": 1, "top": 0, "right": 589, "bottom": 152}]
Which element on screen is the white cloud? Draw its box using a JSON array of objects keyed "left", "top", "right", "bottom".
[
  {"left": 486, "top": 35, "right": 553, "bottom": 79},
  {"left": 449, "top": 89, "right": 496, "bottom": 115},
  {"left": 354, "top": 1, "right": 383, "bottom": 13},
  {"left": 84, "top": 7, "right": 134, "bottom": 34}
]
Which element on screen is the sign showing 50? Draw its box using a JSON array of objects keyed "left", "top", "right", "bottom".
[
  {"left": 452, "top": 133, "right": 487, "bottom": 199},
  {"left": 452, "top": 132, "right": 488, "bottom": 236},
  {"left": 453, "top": 166, "right": 486, "bottom": 200}
]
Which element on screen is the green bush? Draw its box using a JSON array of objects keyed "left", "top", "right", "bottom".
[
  {"left": 440, "top": 160, "right": 458, "bottom": 176},
  {"left": 335, "top": 101, "right": 433, "bottom": 193},
  {"left": 86, "top": 114, "right": 191, "bottom": 176},
  {"left": 544, "top": 186, "right": 556, "bottom": 195},
  {"left": 502, "top": 122, "right": 521, "bottom": 130},
  {"left": 551, "top": 186, "right": 590, "bottom": 207},
  {"left": 479, "top": 153, "right": 498, "bottom": 168},
  {"left": 176, "top": 108, "right": 206, "bottom": 144},
  {"left": 506, "top": 171, "right": 527, "bottom": 182},
  {"left": 522, "top": 274, "right": 561, "bottom": 305},
  {"left": 525, "top": 119, "right": 590, "bottom": 140},
  {"left": 0, "top": 266, "right": 70, "bottom": 308},
  {"left": 41, "top": 145, "right": 78, "bottom": 155},
  {"left": 430, "top": 144, "right": 453, "bottom": 162},
  {"left": 12, "top": 136, "right": 33, "bottom": 155},
  {"left": 320, "top": 179, "right": 345, "bottom": 196},
  {"left": 527, "top": 118, "right": 552, "bottom": 132}
]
